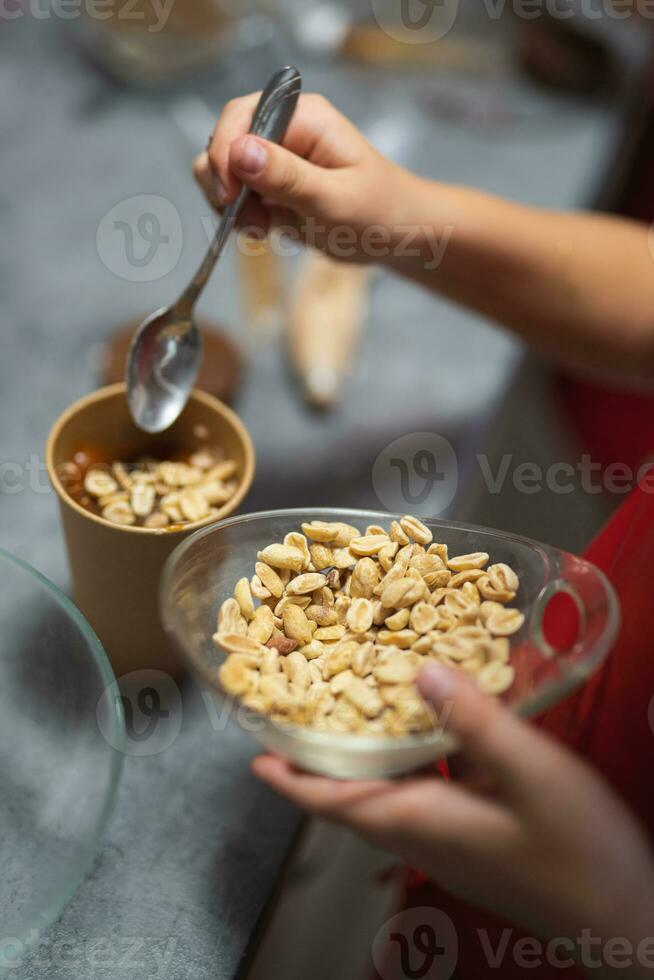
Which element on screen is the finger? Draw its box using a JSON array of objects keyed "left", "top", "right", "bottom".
[
  {"left": 252, "top": 755, "right": 391, "bottom": 819},
  {"left": 251, "top": 755, "right": 499, "bottom": 851},
  {"left": 193, "top": 151, "right": 220, "bottom": 210},
  {"left": 229, "top": 135, "right": 334, "bottom": 214},
  {"left": 251, "top": 92, "right": 362, "bottom": 168},
  {"left": 266, "top": 204, "right": 302, "bottom": 234},
  {"left": 233, "top": 205, "right": 304, "bottom": 257},
  {"left": 232, "top": 197, "right": 273, "bottom": 236},
  {"left": 446, "top": 752, "right": 498, "bottom": 795},
  {"left": 208, "top": 93, "right": 261, "bottom": 205},
  {"left": 356, "top": 779, "right": 514, "bottom": 870},
  {"left": 192, "top": 160, "right": 272, "bottom": 235},
  {"left": 418, "top": 663, "right": 558, "bottom": 804},
  {"left": 193, "top": 168, "right": 302, "bottom": 252},
  {"left": 208, "top": 93, "right": 351, "bottom": 203},
  {"left": 207, "top": 92, "right": 331, "bottom": 205}
]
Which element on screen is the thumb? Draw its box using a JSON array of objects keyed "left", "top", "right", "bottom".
[
  {"left": 229, "top": 135, "right": 328, "bottom": 213},
  {"left": 417, "top": 663, "right": 540, "bottom": 792}
]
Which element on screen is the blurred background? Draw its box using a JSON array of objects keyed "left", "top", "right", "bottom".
[{"left": 1, "top": 1, "right": 652, "bottom": 977}]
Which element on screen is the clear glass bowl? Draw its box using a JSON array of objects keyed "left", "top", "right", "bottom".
[
  {"left": 161, "top": 509, "right": 619, "bottom": 780},
  {"left": 0, "top": 550, "right": 124, "bottom": 969}
]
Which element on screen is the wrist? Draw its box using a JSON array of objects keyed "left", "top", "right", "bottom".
[{"left": 381, "top": 168, "right": 455, "bottom": 280}]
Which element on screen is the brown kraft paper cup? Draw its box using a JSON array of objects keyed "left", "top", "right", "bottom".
[{"left": 46, "top": 383, "right": 255, "bottom": 679}]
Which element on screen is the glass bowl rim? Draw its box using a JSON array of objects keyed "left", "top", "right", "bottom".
[
  {"left": 0, "top": 547, "right": 126, "bottom": 952},
  {"left": 161, "top": 507, "right": 620, "bottom": 753}
]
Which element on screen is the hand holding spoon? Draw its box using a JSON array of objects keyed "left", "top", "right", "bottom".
[{"left": 126, "top": 66, "right": 302, "bottom": 433}]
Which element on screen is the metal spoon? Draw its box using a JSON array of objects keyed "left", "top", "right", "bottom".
[{"left": 126, "top": 66, "right": 302, "bottom": 433}]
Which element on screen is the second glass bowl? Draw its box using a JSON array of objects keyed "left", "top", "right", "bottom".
[
  {"left": 0, "top": 550, "right": 124, "bottom": 967},
  {"left": 161, "top": 509, "right": 619, "bottom": 779}
]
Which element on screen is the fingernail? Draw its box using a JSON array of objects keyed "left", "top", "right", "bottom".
[
  {"left": 417, "top": 663, "right": 458, "bottom": 707},
  {"left": 236, "top": 137, "right": 268, "bottom": 174}
]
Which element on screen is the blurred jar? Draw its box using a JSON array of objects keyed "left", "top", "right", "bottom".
[{"left": 68, "top": 0, "right": 274, "bottom": 85}]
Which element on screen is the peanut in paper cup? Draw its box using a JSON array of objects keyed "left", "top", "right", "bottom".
[{"left": 46, "top": 383, "right": 255, "bottom": 679}]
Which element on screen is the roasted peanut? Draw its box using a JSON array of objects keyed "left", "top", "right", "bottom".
[
  {"left": 350, "top": 557, "right": 380, "bottom": 598},
  {"left": 258, "top": 544, "right": 306, "bottom": 573},
  {"left": 255, "top": 562, "right": 285, "bottom": 599},
  {"left": 347, "top": 598, "right": 375, "bottom": 634},
  {"left": 399, "top": 515, "right": 433, "bottom": 545},
  {"left": 381, "top": 577, "right": 428, "bottom": 609},
  {"left": 282, "top": 604, "right": 314, "bottom": 646},
  {"left": 234, "top": 578, "right": 255, "bottom": 621},
  {"left": 447, "top": 552, "right": 489, "bottom": 572}
]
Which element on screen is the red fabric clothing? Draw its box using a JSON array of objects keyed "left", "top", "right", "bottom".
[
  {"left": 558, "top": 376, "right": 654, "bottom": 474},
  {"left": 375, "top": 470, "right": 654, "bottom": 979}
]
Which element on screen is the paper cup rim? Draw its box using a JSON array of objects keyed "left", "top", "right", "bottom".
[{"left": 45, "top": 383, "right": 255, "bottom": 536}]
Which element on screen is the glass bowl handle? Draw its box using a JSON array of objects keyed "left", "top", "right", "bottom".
[
  {"left": 530, "top": 579, "right": 585, "bottom": 659},
  {"left": 528, "top": 553, "right": 620, "bottom": 663}
]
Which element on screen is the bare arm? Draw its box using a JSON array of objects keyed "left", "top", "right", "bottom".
[
  {"left": 390, "top": 173, "right": 654, "bottom": 382},
  {"left": 194, "top": 92, "right": 654, "bottom": 384}
]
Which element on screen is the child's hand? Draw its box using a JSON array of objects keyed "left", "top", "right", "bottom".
[
  {"left": 253, "top": 664, "right": 654, "bottom": 961},
  {"left": 193, "top": 93, "right": 409, "bottom": 263}
]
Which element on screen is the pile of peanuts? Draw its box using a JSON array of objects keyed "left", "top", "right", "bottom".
[
  {"left": 77, "top": 451, "right": 238, "bottom": 528},
  {"left": 215, "top": 516, "right": 524, "bottom": 736}
]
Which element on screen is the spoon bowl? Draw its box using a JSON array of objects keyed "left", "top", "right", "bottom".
[{"left": 126, "top": 306, "right": 200, "bottom": 433}]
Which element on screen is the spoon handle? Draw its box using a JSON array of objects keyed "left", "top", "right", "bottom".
[{"left": 178, "top": 66, "right": 302, "bottom": 314}]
